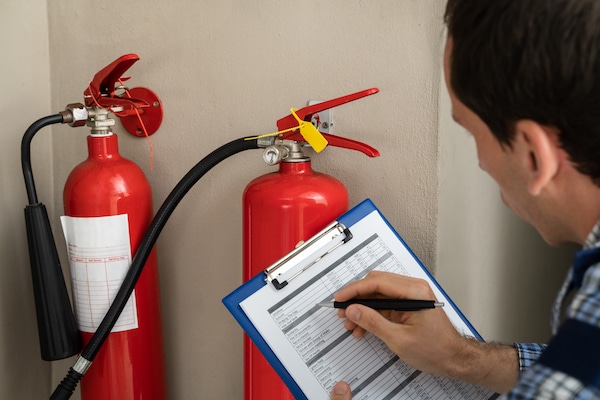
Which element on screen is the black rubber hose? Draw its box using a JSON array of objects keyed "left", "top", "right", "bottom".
[
  {"left": 21, "top": 113, "right": 81, "bottom": 362},
  {"left": 50, "top": 368, "right": 82, "bottom": 400},
  {"left": 21, "top": 114, "right": 64, "bottom": 205},
  {"left": 51, "top": 136, "right": 260, "bottom": 399}
]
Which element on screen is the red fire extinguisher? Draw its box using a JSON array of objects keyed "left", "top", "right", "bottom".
[
  {"left": 242, "top": 89, "right": 380, "bottom": 399},
  {"left": 62, "top": 55, "right": 167, "bottom": 399}
]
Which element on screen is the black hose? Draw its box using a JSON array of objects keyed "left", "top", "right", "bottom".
[
  {"left": 51, "top": 136, "right": 260, "bottom": 399},
  {"left": 21, "top": 114, "right": 64, "bottom": 204},
  {"left": 21, "top": 113, "right": 81, "bottom": 362}
]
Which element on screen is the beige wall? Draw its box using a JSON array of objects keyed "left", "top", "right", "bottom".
[
  {"left": 0, "top": 1, "right": 54, "bottom": 399},
  {"left": 0, "top": 1, "right": 574, "bottom": 398}
]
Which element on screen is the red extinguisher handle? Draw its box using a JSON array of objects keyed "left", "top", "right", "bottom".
[
  {"left": 276, "top": 88, "right": 379, "bottom": 131},
  {"left": 86, "top": 54, "right": 139, "bottom": 97},
  {"left": 275, "top": 87, "right": 380, "bottom": 157},
  {"left": 321, "top": 132, "right": 380, "bottom": 157},
  {"left": 82, "top": 54, "right": 164, "bottom": 136},
  {"left": 84, "top": 54, "right": 147, "bottom": 109}
]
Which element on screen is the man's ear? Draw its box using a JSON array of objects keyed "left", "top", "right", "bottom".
[{"left": 514, "top": 120, "right": 561, "bottom": 196}]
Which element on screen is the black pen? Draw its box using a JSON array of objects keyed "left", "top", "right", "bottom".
[{"left": 317, "top": 299, "right": 444, "bottom": 311}]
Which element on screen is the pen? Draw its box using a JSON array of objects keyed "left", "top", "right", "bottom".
[{"left": 317, "top": 299, "right": 444, "bottom": 311}]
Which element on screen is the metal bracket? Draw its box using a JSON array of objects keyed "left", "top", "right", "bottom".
[{"left": 308, "top": 100, "right": 333, "bottom": 133}]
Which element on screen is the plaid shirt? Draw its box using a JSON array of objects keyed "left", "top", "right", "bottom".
[{"left": 501, "top": 222, "right": 600, "bottom": 399}]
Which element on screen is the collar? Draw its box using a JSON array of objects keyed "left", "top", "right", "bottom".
[
  {"left": 572, "top": 219, "right": 600, "bottom": 288},
  {"left": 572, "top": 246, "right": 600, "bottom": 288}
]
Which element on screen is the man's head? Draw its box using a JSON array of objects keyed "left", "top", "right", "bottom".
[
  {"left": 444, "top": 0, "right": 600, "bottom": 186},
  {"left": 443, "top": 0, "right": 600, "bottom": 245}
]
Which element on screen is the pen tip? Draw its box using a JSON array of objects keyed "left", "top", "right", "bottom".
[{"left": 435, "top": 302, "right": 444, "bottom": 307}]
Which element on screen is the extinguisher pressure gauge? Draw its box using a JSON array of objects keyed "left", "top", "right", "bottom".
[{"left": 263, "top": 145, "right": 288, "bottom": 165}]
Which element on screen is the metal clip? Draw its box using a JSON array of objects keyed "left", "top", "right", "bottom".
[{"left": 265, "top": 222, "right": 353, "bottom": 290}]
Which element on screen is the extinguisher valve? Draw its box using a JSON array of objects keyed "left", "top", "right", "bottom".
[
  {"left": 262, "top": 140, "right": 311, "bottom": 165},
  {"left": 86, "top": 107, "right": 116, "bottom": 136},
  {"left": 285, "top": 141, "right": 310, "bottom": 161},
  {"left": 60, "top": 104, "right": 117, "bottom": 137}
]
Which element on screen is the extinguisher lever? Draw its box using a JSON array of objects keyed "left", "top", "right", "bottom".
[
  {"left": 321, "top": 132, "right": 380, "bottom": 157},
  {"left": 275, "top": 88, "right": 380, "bottom": 157},
  {"left": 276, "top": 88, "right": 379, "bottom": 131},
  {"left": 83, "top": 53, "right": 149, "bottom": 112},
  {"left": 82, "top": 54, "right": 164, "bottom": 136}
]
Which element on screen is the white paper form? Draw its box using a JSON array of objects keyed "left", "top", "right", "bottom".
[
  {"left": 240, "top": 210, "right": 498, "bottom": 399},
  {"left": 61, "top": 214, "right": 138, "bottom": 333}
]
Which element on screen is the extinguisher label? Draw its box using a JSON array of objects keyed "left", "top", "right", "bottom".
[{"left": 60, "top": 214, "right": 139, "bottom": 333}]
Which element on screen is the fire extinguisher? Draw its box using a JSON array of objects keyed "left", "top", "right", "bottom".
[
  {"left": 242, "top": 89, "right": 380, "bottom": 399},
  {"left": 61, "top": 55, "right": 167, "bottom": 399}
]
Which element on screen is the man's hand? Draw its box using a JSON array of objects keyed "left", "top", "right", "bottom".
[
  {"left": 335, "top": 271, "right": 464, "bottom": 377},
  {"left": 334, "top": 271, "right": 519, "bottom": 393},
  {"left": 330, "top": 381, "right": 352, "bottom": 400}
]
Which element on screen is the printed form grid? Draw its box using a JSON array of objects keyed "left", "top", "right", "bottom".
[
  {"left": 268, "top": 234, "right": 496, "bottom": 399},
  {"left": 68, "top": 242, "right": 138, "bottom": 332}
]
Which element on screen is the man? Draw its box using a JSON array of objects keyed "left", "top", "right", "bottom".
[{"left": 332, "top": 0, "right": 600, "bottom": 398}]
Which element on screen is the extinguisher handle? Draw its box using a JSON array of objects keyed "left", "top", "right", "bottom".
[
  {"left": 321, "top": 132, "right": 380, "bottom": 157},
  {"left": 82, "top": 54, "right": 165, "bottom": 136},
  {"left": 276, "top": 88, "right": 379, "bottom": 131},
  {"left": 275, "top": 88, "right": 380, "bottom": 157},
  {"left": 83, "top": 53, "right": 149, "bottom": 111}
]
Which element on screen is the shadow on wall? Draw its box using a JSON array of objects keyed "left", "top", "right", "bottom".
[{"left": 491, "top": 209, "right": 577, "bottom": 343}]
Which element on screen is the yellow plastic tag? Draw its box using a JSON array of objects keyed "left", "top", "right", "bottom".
[{"left": 290, "top": 108, "right": 328, "bottom": 153}]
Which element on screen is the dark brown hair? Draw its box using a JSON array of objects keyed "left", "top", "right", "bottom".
[{"left": 445, "top": 0, "right": 600, "bottom": 184}]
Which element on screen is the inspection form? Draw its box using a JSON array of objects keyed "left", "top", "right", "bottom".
[
  {"left": 61, "top": 214, "right": 138, "bottom": 333},
  {"left": 238, "top": 207, "right": 498, "bottom": 399}
]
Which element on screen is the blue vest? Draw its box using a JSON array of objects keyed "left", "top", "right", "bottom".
[{"left": 539, "top": 246, "right": 600, "bottom": 389}]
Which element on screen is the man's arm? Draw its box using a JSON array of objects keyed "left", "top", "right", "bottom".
[{"left": 445, "top": 337, "right": 520, "bottom": 393}]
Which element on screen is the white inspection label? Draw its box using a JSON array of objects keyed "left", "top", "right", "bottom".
[{"left": 60, "top": 214, "right": 138, "bottom": 333}]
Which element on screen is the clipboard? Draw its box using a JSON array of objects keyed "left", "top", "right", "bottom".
[{"left": 223, "top": 199, "right": 496, "bottom": 400}]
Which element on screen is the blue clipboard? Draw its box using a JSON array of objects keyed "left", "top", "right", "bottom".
[{"left": 222, "top": 198, "right": 484, "bottom": 399}]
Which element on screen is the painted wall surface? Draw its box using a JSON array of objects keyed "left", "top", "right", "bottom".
[
  {"left": 0, "top": 1, "right": 575, "bottom": 398},
  {"left": 0, "top": 1, "right": 54, "bottom": 399}
]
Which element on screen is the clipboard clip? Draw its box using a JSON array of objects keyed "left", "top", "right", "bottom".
[{"left": 265, "top": 222, "right": 353, "bottom": 290}]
